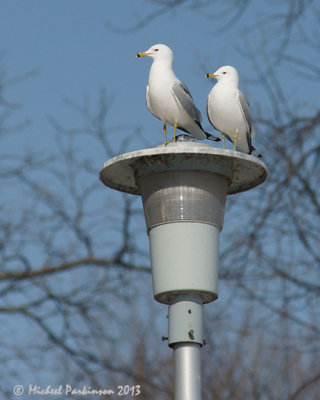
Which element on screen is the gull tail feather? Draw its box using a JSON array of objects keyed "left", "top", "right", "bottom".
[
  {"left": 250, "top": 146, "right": 262, "bottom": 157},
  {"left": 205, "top": 132, "right": 221, "bottom": 142}
]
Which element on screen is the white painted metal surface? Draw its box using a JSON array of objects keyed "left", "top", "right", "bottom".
[
  {"left": 99, "top": 142, "right": 268, "bottom": 195},
  {"left": 99, "top": 141, "right": 268, "bottom": 400}
]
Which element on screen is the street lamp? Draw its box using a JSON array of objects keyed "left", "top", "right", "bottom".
[{"left": 100, "top": 141, "right": 268, "bottom": 400}]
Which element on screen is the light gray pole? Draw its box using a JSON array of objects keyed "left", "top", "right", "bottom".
[
  {"left": 169, "top": 294, "right": 203, "bottom": 400},
  {"left": 174, "top": 342, "right": 201, "bottom": 400},
  {"left": 100, "top": 142, "right": 268, "bottom": 399}
]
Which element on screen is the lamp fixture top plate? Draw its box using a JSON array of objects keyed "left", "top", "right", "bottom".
[{"left": 99, "top": 142, "right": 268, "bottom": 195}]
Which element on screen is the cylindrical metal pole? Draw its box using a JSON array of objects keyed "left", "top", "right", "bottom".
[
  {"left": 168, "top": 295, "right": 203, "bottom": 400},
  {"left": 173, "top": 343, "right": 201, "bottom": 400},
  {"left": 99, "top": 143, "right": 268, "bottom": 399}
]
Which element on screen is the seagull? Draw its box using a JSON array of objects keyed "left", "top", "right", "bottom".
[
  {"left": 136, "top": 44, "right": 220, "bottom": 145},
  {"left": 205, "top": 65, "right": 262, "bottom": 157}
]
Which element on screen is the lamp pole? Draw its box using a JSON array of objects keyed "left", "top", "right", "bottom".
[{"left": 100, "top": 142, "right": 268, "bottom": 399}]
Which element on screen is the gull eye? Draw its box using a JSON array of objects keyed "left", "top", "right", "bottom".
[
  {"left": 222, "top": 71, "right": 227, "bottom": 74},
  {"left": 154, "top": 48, "right": 159, "bottom": 52}
]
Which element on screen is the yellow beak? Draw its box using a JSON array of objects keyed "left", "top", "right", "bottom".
[
  {"left": 136, "top": 51, "right": 148, "bottom": 58},
  {"left": 205, "top": 73, "right": 216, "bottom": 78}
]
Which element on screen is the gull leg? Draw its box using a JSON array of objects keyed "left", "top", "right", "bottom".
[
  {"left": 222, "top": 133, "right": 225, "bottom": 149},
  {"left": 173, "top": 122, "right": 178, "bottom": 142},
  {"left": 234, "top": 129, "right": 239, "bottom": 151},
  {"left": 163, "top": 124, "right": 169, "bottom": 145}
]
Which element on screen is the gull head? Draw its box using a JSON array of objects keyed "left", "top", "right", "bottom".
[
  {"left": 205, "top": 65, "right": 239, "bottom": 85},
  {"left": 136, "top": 44, "right": 174, "bottom": 62}
]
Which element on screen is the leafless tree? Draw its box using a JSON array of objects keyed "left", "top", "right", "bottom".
[{"left": 1, "top": 1, "right": 320, "bottom": 399}]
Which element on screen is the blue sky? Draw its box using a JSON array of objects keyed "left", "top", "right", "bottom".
[
  {"left": 1, "top": 1, "right": 319, "bottom": 393},
  {"left": 2, "top": 0, "right": 316, "bottom": 158}
]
